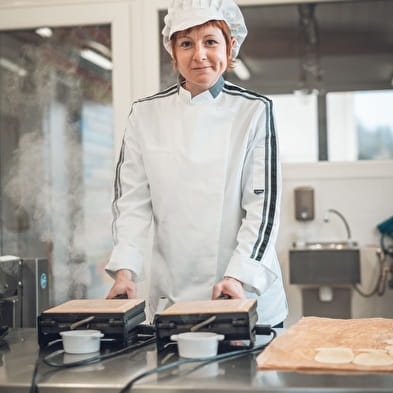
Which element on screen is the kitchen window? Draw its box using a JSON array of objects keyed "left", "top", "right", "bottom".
[{"left": 158, "top": 0, "right": 393, "bottom": 163}]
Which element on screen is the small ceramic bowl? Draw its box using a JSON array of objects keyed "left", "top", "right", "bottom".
[
  {"left": 60, "top": 330, "right": 104, "bottom": 354},
  {"left": 170, "top": 332, "right": 225, "bottom": 358}
]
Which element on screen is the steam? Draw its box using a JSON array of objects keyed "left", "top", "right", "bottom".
[
  {"left": 4, "top": 125, "right": 90, "bottom": 303},
  {"left": 1, "top": 29, "right": 114, "bottom": 304}
]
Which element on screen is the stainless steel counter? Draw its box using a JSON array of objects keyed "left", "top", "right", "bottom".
[{"left": 1, "top": 328, "right": 393, "bottom": 393}]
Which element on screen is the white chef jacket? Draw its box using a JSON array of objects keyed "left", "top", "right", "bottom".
[{"left": 106, "top": 76, "right": 288, "bottom": 326}]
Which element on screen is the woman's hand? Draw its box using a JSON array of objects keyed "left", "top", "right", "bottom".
[
  {"left": 106, "top": 269, "right": 137, "bottom": 299},
  {"left": 212, "top": 276, "right": 246, "bottom": 300}
]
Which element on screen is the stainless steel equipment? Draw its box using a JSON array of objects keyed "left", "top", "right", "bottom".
[
  {"left": 289, "top": 241, "right": 360, "bottom": 318},
  {"left": 154, "top": 299, "right": 259, "bottom": 353},
  {"left": 0, "top": 256, "right": 50, "bottom": 328},
  {"left": 2, "top": 328, "right": 393, "bottom": 393},
  {"left": 37, "top": 298, "right": 146, "bottom": 348}
]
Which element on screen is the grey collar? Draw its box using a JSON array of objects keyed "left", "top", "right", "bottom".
[
  {"left": 209, "top": 76, "right": 225, "bottom": 98},
  {"left": 177, "top": 75, "right": 224, "bottom": 98}
]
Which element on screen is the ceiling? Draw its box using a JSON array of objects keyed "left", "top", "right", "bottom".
[{"left": 160, "top": 0, "right": 393, "bottom": 94}]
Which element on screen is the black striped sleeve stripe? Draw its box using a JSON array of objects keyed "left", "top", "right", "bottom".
[
  {"left": 254, "top": 107, "right": 278, "bottom": 261},
  {"left": 223, "top": 83, "right": 278, "bottom": 262},
  {"left": 112, "top": 85, "right": 178, "bottom": 244},
  {"left": 112, "top": 136, "right": 126, "bottom": 244},
  {"left": 223, "top": 82, "right": 271, "bottom": 101},
  {"left": 135, "top": 84, "right": 178, "bottom": 104}
]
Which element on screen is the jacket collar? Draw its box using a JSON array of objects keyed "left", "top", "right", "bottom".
[{"left": 177, "top": 75, "right": 224, "bottom": 99}]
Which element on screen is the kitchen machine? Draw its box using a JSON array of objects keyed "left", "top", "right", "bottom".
[
  {"left": 0, "top": 255, "right": 50, "bottom": 328},
  {"left": 37, "top": 298, "right": 147, "bottom": 348},
  {"left": 154, "top": 298, "right": 260, "bottom": 353}
]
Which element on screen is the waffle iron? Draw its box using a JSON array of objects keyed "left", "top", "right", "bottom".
[
  {"left": 154, "top": 299, "right": 258, "bottom": 353},
  {"left": 37, "top": 298, "right": 146, "bottom": 348}
]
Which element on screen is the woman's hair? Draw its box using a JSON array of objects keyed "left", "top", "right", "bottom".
[{"left": 170, "top": 20, "right": 236, "bottom": 70}]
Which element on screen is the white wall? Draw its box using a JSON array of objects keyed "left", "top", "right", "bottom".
[{"left": 279, "top": 161, "right": 393, "bottom": 326}]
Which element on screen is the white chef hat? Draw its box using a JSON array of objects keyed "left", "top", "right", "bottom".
[{"left": 162, "top": 0, "right": 247, "bottom": 59}]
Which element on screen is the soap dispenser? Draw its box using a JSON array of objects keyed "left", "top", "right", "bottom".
[{"left": 294, "top": 186, "right": 315, "bottom": 221}]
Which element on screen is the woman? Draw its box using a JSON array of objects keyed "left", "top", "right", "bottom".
[{"left": 105, "top": 0, "right": 288, "bottom": 327}]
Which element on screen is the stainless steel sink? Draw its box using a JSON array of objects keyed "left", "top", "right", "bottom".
[
  {"left": 297, "top": 241, "right": 358, "bottom": 250},
  {"left": 289, "top": 241, "right": 360, "bottom": 285}
]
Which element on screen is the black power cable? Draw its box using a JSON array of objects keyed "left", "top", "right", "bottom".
[
  {"left": 43, "top": 336, "right": 156, "bottom": 368},
  {"left": 119, "top": 328, "right": 277, "bottom": 393},
  {"left": 29, "top": 335, "right": 156, "bottom": 393},
  {"left": 31, "top": 326, "right": 276, "bottom": 393}
]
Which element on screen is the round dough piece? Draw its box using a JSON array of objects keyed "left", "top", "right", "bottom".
[
  {"left": 386, "top": 346, "right": 393, "bottom": 356},
  {"left": 353, "top": 351, "right": 393, "bottom": 366},
  {"left": 385, "top": 339, "right": 393, "bottom": 345},
  {"left": 314, "top": 347, "right": 354, "bottom": 364}
]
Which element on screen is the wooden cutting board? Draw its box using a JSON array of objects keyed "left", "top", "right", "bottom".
[
  {"left": 158, "top": 299, "right": 256, "bottom": 315},
  {"left": 257, "top": 316, "right": 393, "bottom": 373},
  {"left": 43, "top": 298, "right": 144, "bottom": 314}
]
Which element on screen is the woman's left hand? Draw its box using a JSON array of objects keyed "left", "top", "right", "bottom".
[{"left": 212, "top": 276, "right": 246, "bottom": 300}]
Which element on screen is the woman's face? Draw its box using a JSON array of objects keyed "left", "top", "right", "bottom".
[{"left": 173, "top": 24, "right": 234, "bottom": 97}]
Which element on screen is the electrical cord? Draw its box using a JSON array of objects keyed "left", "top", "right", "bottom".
[
  {"left": 29, "top": 335, "right": 156, "bottom": 393},
  {"left": 353, "top": 248, "right": 388, "bottom": 297},
  {"left": 42, "top": 336, "right": 156, "bottom": 368},
  {"left": 119, "top": 328, "right": 277, "bottom": 393},
  {"left": 30, "top": 325, "right": 276, "bottom": 393},
  {"left": 380, "top": 233, "right": 393, "bottom": 258}
]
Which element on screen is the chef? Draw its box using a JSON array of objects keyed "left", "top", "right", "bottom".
[{"left": 105, "top": 0, "right": 288, "bottom": 328}]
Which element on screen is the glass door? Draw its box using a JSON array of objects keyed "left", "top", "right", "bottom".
[{"left": 0, "top": 2, "right": 133, "bottom": 305}]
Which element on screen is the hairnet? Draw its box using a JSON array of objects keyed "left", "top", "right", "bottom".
[{"left": 162, "top": 0, "right": 247, "bottom": 59}]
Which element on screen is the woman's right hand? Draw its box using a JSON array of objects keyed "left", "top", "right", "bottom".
[{"left": 106, "top": 269, "right": 137, "bottom": 299}]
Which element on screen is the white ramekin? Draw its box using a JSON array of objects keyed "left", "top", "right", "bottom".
[
  {"left": 170, "top": 332, "right": 225, "bottom": 358},
  {"left": 60, "top": 330, "right": 104, "bottom": 354}
]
